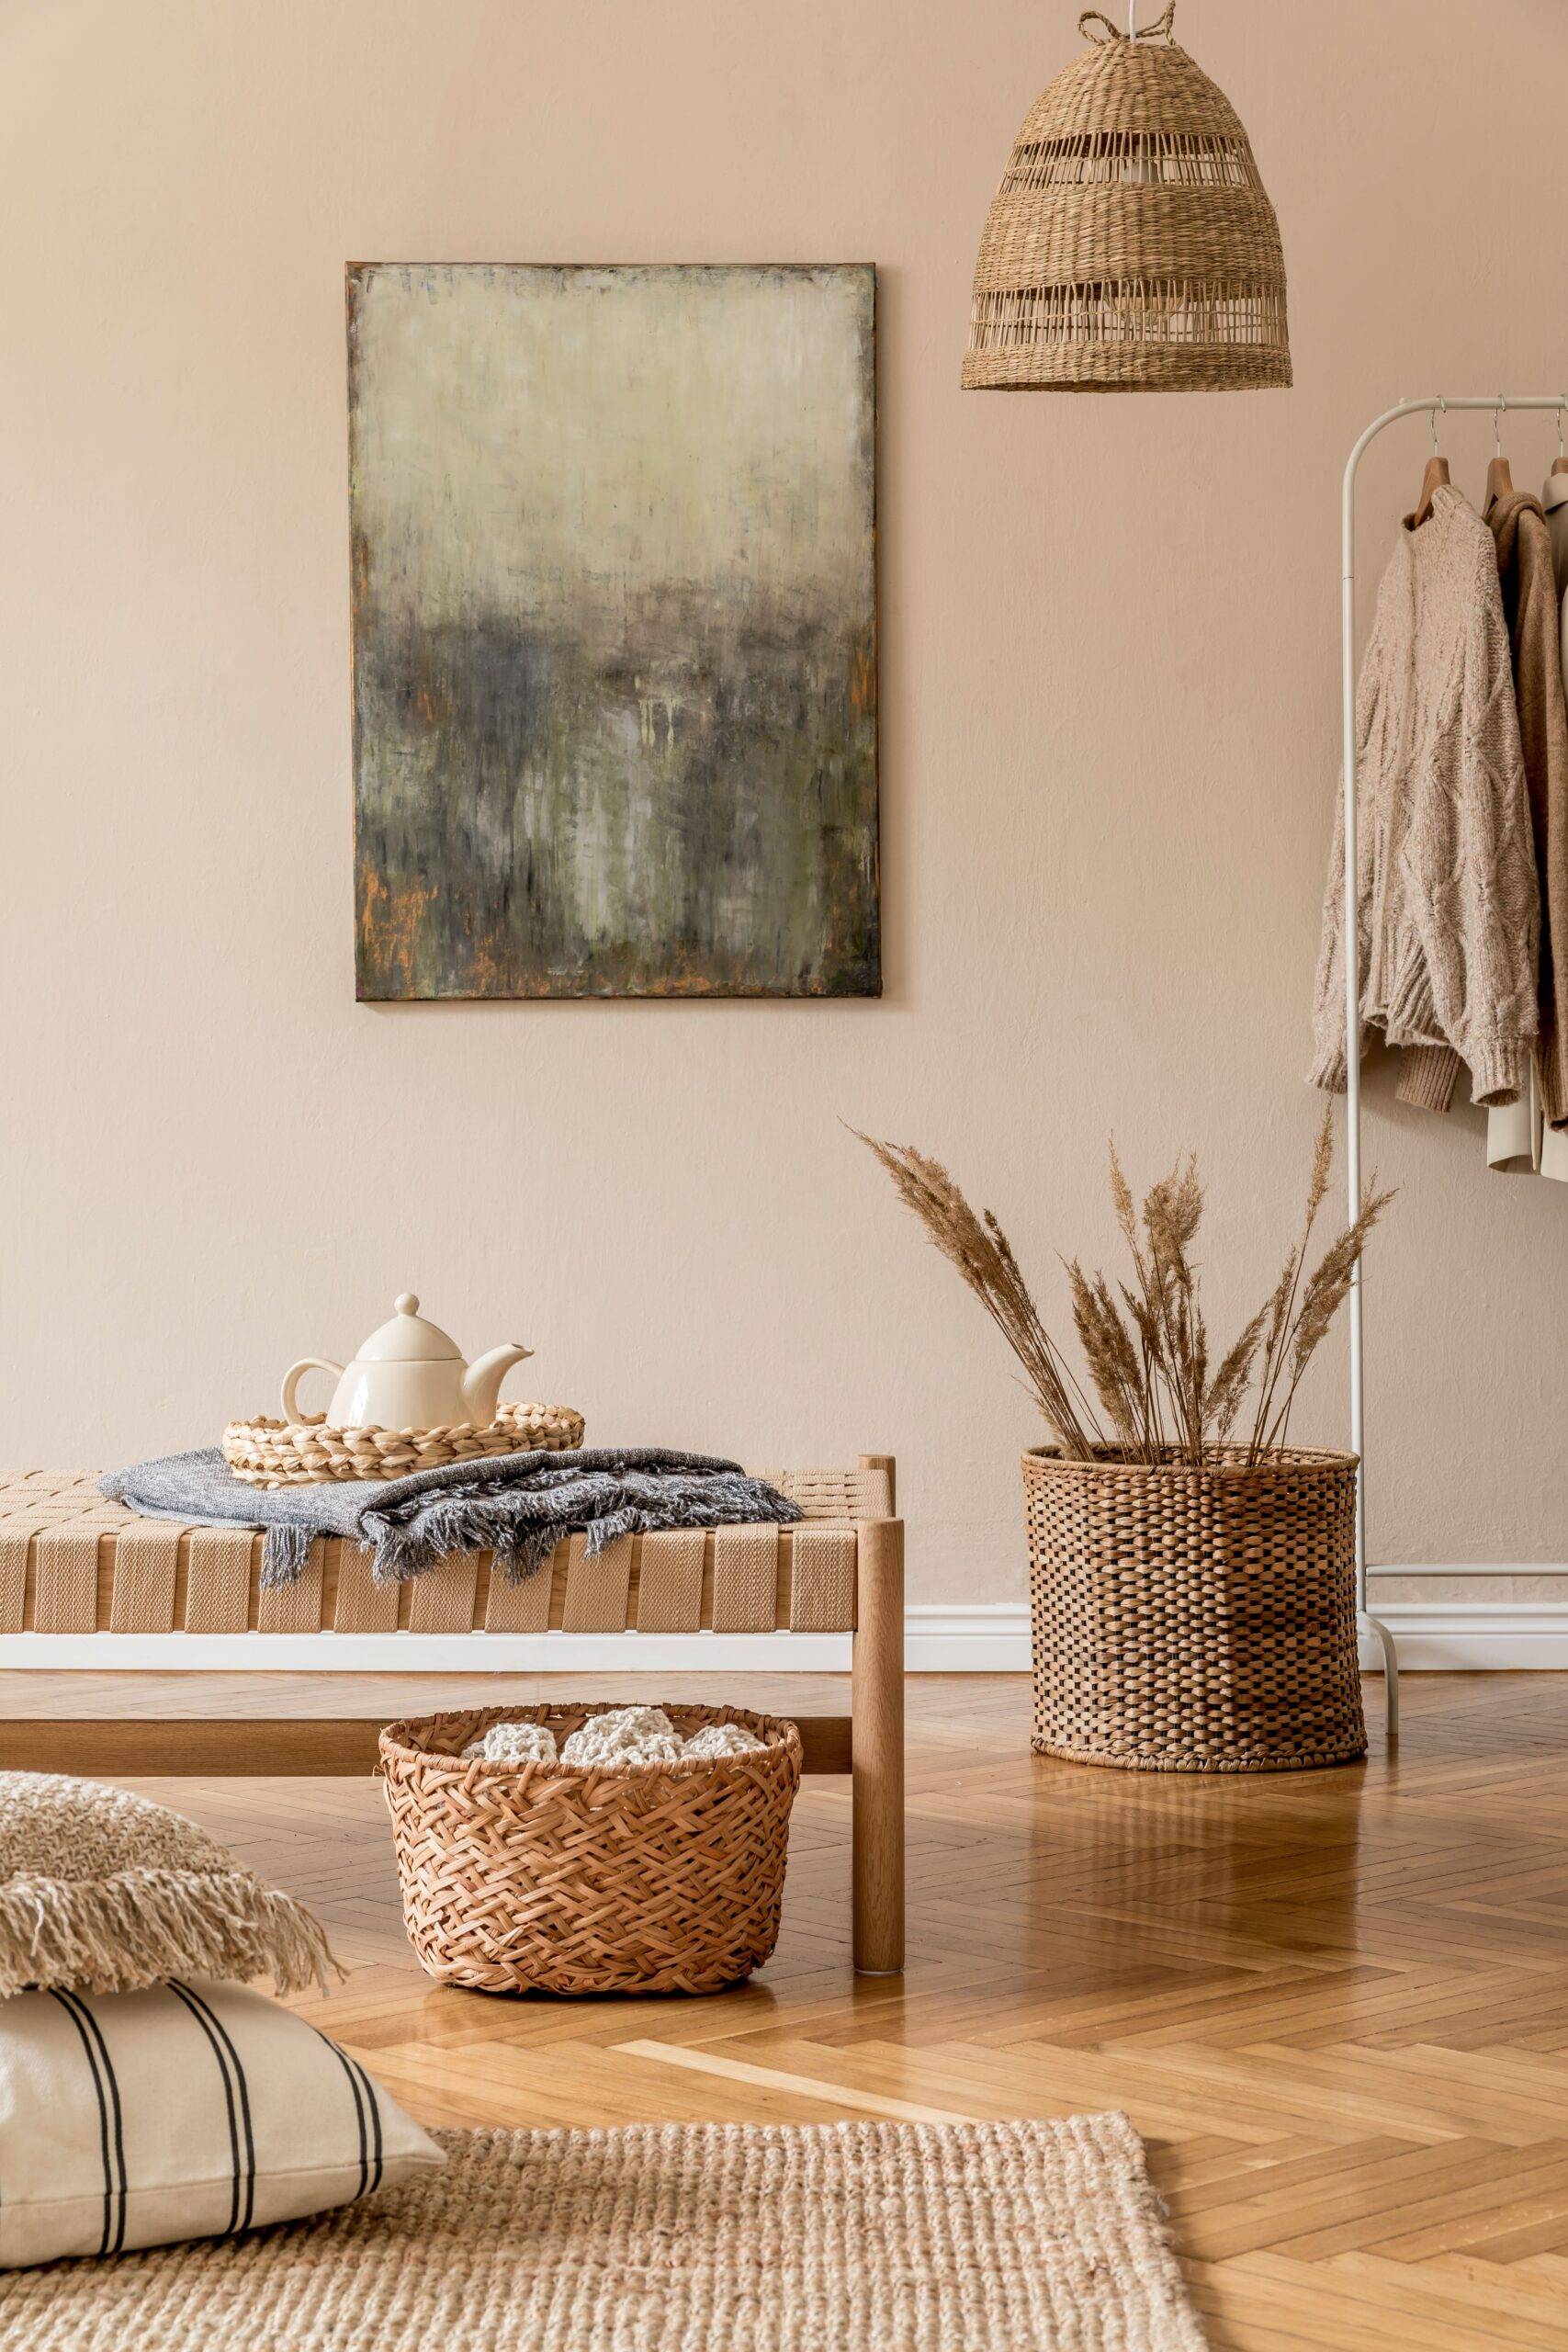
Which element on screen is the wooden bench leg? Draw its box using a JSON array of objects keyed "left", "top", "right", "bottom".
[{"left": 852, "top": 1512, "right": 905, "bottom": 1973}]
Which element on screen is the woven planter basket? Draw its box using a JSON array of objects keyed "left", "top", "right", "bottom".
[
  {"left": 221, "top": 1400, "right": 585, "bottom": 1487},
  {"left": 963, "top": 4, "right": 1290, "bottom": 391},
  {"left": 379, "top": 1702, "right": 803, "bottom": 1996},
  {"left": 1022, "top": 1445, "right": 1364, "bottom": 1771}
]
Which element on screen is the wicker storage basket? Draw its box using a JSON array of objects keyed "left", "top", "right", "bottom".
[
  {"left": 1022, "top": 1445, "right": 1364, "bottom": 1772},
  {"left": 379, "top": 1702, "right": 802, "bottom": 1996}
]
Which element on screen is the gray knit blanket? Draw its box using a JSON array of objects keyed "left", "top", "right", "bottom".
[{"left": 100, "top": 1447, "right": 803, "bottom": 1589}]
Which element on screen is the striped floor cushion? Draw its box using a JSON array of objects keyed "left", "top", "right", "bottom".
[{"left": 0, "top": 1980, "right": 441, "bottom": 2267}]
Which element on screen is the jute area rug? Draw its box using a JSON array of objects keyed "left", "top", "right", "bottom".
[{"left": 0, "top": 2112, "right": 1207, "bottom": 2351}]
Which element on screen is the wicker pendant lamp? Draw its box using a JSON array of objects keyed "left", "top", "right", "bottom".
[{"left": 963, "top": 2, "right": 1290, "bottom": 391}]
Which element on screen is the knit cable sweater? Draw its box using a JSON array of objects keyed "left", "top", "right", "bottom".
[
  {"left": 1399, "top": 489, "right": 1568, "bottom": 1124},
  {"left": 1310, "top": 486, "right": 1540, "bottom": 1107}
]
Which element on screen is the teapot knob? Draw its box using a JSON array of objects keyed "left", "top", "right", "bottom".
[{"left": 395, "top": 1292, "right": 419, "bottom": 1316}]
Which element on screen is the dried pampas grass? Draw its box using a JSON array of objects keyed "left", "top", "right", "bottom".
[{"left": 855, "top": 1108, "right": 1393, "bottom": 1467}]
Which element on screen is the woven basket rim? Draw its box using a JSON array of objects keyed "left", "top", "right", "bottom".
[
  {"left": 229, "top": 1400, "right": 582, "bottom": 1445},
  {"left": 1022, "top": 1442, "right": 1359, "bottom": 1477},
  {"left": 961, "top": 354, "right": 1292, "bottom": 391},
  {"left": 378, "top": 1700, "right": 803, "bottom": 1782}
]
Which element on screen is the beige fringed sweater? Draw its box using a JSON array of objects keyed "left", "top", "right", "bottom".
[
  {"left": 1399, "top": 489, "right": 1568, "bottom": 1124},
  {"left": 1310, "top": 487, "right": 1540, "bottom": 1107}
]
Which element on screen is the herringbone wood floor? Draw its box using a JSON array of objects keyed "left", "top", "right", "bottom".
[{"left": 6, "top": 1668, "right": 1566, "bottom": 2349}]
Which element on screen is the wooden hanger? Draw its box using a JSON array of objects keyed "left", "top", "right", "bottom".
[
  {"left": 1410, "top": 455, "right": 1450, "bottom": 527},
  {"left": 1410, "top": 401, "right": 1450, "bottom": 527},
  {"left": 1485, "top": 397, "right": 1514, "bottom": 506},
  {"left": 1546, "top": 401, "right": 1568, "bottom": 483}
]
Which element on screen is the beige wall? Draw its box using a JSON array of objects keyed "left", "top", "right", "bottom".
[{"left": 6, "top": 0, "right": 1568, "bottom": 1600}]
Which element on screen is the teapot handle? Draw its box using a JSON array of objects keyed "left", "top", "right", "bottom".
[{"left": 281, "top": 1358, "right": 342, "bottom": 1427}]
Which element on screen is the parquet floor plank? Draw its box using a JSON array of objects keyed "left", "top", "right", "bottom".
[
  {"left": 1262, "top": 2143, "right": 1568, "bottom": 2260},
  {"left": 1189, "top": 2259, "right": 1510, "bottom": 2352},
  {"left": 1173, "top": 2138, "right": 1515, "bottom": 2260},
  {"left": 4, "top": 1666, "right": 1565, "bottom": 2346}
]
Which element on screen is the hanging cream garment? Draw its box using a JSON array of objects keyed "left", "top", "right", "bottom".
[
  {"left": 1545, "top": 462, "right": 1568, "bottom": 686},
  {"left": 1310, "top": 489, "right": 1538, "bottom": 1105},
  {"left": 1488, "top": 468, "right": 1568, "bottom": 1182},
  {"left": 1488, "top": 1045, "right": 1568, "bottom": 1175},
  {"left": 1486, "top": 1063, "right": 1554, "bottom": 1170}
]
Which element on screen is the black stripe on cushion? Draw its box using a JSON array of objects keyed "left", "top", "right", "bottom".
[
  {"left": 346, "top": 2052, "right": 384, "bottom": 2195},
  {"left": 314, "top": 2030, "right": 369, "bottom": 2199},
  {"left": 51, "top": 1992, "right": 128, "bottom": 2256},
  {"left": 176, "top": 1985, "right": 257, "bottom": 2233},
  {"left": 168, "top": 1982, "right": 247, "bottom": 2234}
]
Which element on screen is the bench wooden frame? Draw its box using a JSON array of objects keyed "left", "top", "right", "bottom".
[{"left": 0, "top": 1455, "right": 906, "bottom": 1974}]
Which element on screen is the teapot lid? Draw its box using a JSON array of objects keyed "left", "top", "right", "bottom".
[{"left": 354, "top": 1293, "right": 461, "bottom": 1363}]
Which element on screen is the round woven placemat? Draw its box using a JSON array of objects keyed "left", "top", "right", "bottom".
[{"left": 221, "top": 1400, "right": 585, "bottom": 1487}]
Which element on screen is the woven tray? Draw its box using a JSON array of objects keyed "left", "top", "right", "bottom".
[{"left": 222, "top": 1400, "right": 585, "bottom": 1487}]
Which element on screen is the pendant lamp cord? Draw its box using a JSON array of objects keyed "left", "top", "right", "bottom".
[{"left": 1078, "top": 2, "right": 1175, "bottom": 41}]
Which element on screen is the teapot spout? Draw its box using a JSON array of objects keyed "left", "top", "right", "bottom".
[{"left": 461, "top": 1342, "right": 533, "bottom": 1428}]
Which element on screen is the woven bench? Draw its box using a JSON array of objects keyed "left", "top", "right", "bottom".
[{"left": 0, "top": 1455, "right": 905, "bottom": 1973}]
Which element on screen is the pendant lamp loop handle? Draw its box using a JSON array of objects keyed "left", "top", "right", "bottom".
[{"left": 1078, "top": 4, "right": 1174, "bottom": 41}]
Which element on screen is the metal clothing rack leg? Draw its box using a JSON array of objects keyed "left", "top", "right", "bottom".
[{"left": 1341, "top": 392, "right": 1568, "bottom": 1744}]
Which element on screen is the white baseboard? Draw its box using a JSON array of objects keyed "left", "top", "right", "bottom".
[
  {"left": 0, "top": 1631, "right": 855, "bottom": 1674},
  {"left": 1357, "top": 1601, "right": 1568, "bottom": 1670},
  {"left": 903, "top": 1606, "right": 1026, "bottom": 1671},
  {"left": 910, "top": 1601, "right": 1568, "bottom": 1673},
  {"left": 1370, "top": 1562, "right": 1568, "bottom": 1576},
  {"left": 4, "top": 1599, "right": 1567, "bottom": 1674}
]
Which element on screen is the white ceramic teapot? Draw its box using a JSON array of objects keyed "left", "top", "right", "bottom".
[{"left": 281, "top": 1294, "right": 533, "bottom": 1431}]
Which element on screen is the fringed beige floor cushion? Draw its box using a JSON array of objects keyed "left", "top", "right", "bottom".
[
  {"left": 0, "top": 1773, "right": 334, "bottom": 2000},
  {"left": 0, "top": 2114, "right": 1206, "bottom": 2351},
  {"left": 0, "top": 1464, "right": 890, "bottom": 1634}
]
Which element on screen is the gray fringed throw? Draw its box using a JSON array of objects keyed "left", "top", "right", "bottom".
[{"left": 100, "top": 1447, "right": 803, "bottom": 1589}]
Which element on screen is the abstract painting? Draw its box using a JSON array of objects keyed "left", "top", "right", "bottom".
[{"left": 347, "top": 264, "right": 879, "bottom": 999}]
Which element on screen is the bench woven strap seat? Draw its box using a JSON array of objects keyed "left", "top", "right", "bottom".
[{"left": 0, "top": 1465, "right": 895, "bottom": 1637}]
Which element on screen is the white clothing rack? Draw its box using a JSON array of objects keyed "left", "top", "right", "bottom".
[{"left": 1341, "top": 393, "right": 1568, "bottom": 1742}]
